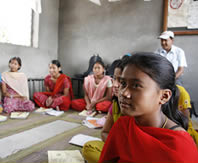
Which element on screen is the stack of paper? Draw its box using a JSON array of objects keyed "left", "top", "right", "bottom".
[
  {"left": 0, "top": 115, "right": 7, "bottom": 122},
  {"left": 10, "top": 112, "right": 30, "bottom": 119},
  {"left": 45, "top": 109, "right": 64, "bottom": 117},
  {"left": 35, "top": 107, "right": 64, "bottom": 116},
  {"left": 78, "top": 110, "right": 97, "bottom": 117},
  {"left": 48, "top": 150, "right": 84, "bottom": 163},
  {"left": 34, "top": 107, "right": 53, "bottom": 114},
  {"left": 69, "top": 134, "right": 101, "bottom": 147},
  {"left": 82, "top": 116, "right": 106, "bottom": 128}
]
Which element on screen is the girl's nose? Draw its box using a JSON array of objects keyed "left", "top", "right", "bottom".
[
  {"left": 113, "top": 80, "right": 120, "bottom": 88},
  {"left": 120, "top": 86, "right": 131, "bottom": 99}
]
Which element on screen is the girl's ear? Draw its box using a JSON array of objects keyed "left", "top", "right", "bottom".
[{"left": 159, "top": 89, "right": 172, "bottom": 105}]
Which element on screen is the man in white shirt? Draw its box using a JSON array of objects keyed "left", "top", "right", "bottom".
[{"left": 156, "top": 31, "right": 187, "bottom": 85}]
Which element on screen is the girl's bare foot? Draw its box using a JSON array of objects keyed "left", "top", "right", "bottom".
[{"left": 56, "top": 106, "right": 60, "bottom": 111}]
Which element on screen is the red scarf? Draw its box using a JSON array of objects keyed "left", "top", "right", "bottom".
[
  {"left": 99, "top": 116, "right": 198, "bottom": 163},
  {"left": 43, "top": 74, "right": 74, "bottom": 99}
]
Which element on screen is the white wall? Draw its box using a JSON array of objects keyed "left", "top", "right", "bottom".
[
  {"left": 0, "top": 0, "right": 59, "bottom": 78},
  {"left": 58, "top": 0, "right": 198, "bottom": 103}
]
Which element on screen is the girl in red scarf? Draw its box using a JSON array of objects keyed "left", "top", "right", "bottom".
[
  {"left": 99, "top": 53, "right": 198, "bottom": 163},
  {"left": 34, "top": 60, "right": 73, "bottom": 111}
]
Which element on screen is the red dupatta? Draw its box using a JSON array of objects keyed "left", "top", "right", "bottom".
[
  {"left": 43, "top": 74, "right": 74, "bottom": 99},
  {"left": 99, "top": 116, "right": 198, "bottom": 163}
]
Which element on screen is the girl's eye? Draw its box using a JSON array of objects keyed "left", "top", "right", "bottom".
[
  {"left": 120, "top": 80, "right": 127, "bottom": 88},
  {"left": 132, "top": 83, "right": 140, "bottom": 89}
]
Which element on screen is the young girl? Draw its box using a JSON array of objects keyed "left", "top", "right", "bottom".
[
  {"left": 2, "top": 57, "right": 35, "bottom": 113},
  {"left": 82, "top": 59, "right": 124, "bottom": 163},
  {"left": 33, "top": 60, "right": 73, "bottom": 111},
  {"left": 72, "top": 60, "right": 112, "bottom": 114},
  {"left": 99, "top": 53, "right": 198, "bottom": 163},
  {"left": 177, "top": 85, "right": 198, "bottom": 146}
]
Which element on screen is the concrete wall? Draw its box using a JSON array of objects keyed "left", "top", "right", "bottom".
[
  {"left": 58, "top": 0, "right": 163, "bottom": 75},
  {"left": 0, "top": 0, "right": 59, "bottom": 78},
  {"left": 59, "top": 0, "right": 198, "bottom": 103}
]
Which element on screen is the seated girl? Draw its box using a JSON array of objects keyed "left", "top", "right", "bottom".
[
  {"left": 72, "top": 60, "right": 112, "bottom": 114},
  {"left": 1, "top": 57, "right": 35, "bottom": 113},
  {"left": 99, "top": 53, "right": 198, "bottom": 163},
  {"left": 82, "top": 59, "right": 123, "bottom": 163},
  {"left": 177, "top": 85, "right": 198, "bottom": 146},
  {"left": 33, "top": 60, "right": 73, "bottom": 111}
]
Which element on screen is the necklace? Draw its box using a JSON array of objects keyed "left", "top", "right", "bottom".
[{"left": 162, "top": 117, "right": 168, "bottom": 128}]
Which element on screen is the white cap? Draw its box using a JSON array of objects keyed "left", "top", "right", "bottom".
[{"left": 158, "top": 31, "right": 174, "bottom": 39}]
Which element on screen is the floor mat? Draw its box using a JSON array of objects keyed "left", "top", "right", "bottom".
[{"left": 0, "top": 120, "right": 80, "bottom": 159}]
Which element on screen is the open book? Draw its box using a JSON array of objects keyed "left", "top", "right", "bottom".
[
  {"left": 0, "top": 115, "right": 7, "bottom": 122},
  {"left": 69, "top": 134, "right": 101, "bottom": 147},
  {"left": 35, "top": 107, "right": 64, "bottom": 116},
  {"left": 34, "top": 107, "right": 53, "bottom": 114},
  {"left": 10, "top": 112, "right": 30, "bottom": 119},
  {"left": 45, "top": 109, "right": 64, "bottom": 116},
  {"left": 82, "top": 116, "right": 106, "bottom": 128},
  {"left": 48, "top": 150, "right": 84, "bottom": 163},
  {"left": 78, "top": 110, "right": 97, "bottom": 117}
]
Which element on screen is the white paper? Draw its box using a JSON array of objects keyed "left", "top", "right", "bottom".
[
  {"left": 45, "top": 110, "right": 64, "bottom": 117},
  {"left": 82, "top": 116, "right": 106, "bottom": 128},
  {"left": 187, "top": 1, "right": 198, "bottom": 29},
  {"left": 35, "top": 108, "right": 64, "bottom": 116},
  {"left": 48, "top": 150, "right": 84, "bottom": 163},
  {"left": 82, "top": 117, "right": 100, "bottom": 128},
  {"left": 10, "top": 112, "right": 30, "bottom": 119},
  {"left": 69, "top": 134, "right": 101, "bottom": 147},
  {"left": 78, "top": 110, "right": 97, "bottom": 117},
  {"left": 34, "top": 107, "right": 53, "bottom": 114},
  {"left": 89, "top": 0, "right": 101, "bottom": 6},
  {"left": 108, "top": 0, "right": 121, "bottom": 2},
  {"left": 0, "top": 115, "right": 7, "bottom": 122},
  {"left": 168, "top": 0, "right": 190, "bottom": 28}
]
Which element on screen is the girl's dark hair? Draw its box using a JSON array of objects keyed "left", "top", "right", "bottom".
[
  {"left": 51, "top": 60, "right": 63, "bottom": 73},
  {"left": 121, "top": 52, "right": 188, "bottom": 130},
  {"left": 9, "top": 57, "right": 22, "bottom": 70},
  {"left": 112, "top": 55, "right": 131, "bottom": 74},
  {"left": 93, "top": 60, "right": 105, "bottom": 69},
  {"left": 114, "top": 59, "right": 123, "bottom": 70}
]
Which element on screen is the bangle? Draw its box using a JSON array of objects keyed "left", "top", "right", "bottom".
[{"left": 10, "top": 95, "right": 13, "bottom": 99}]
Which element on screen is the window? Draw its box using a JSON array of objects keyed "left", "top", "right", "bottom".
[{"left": 0, "top": 0, "right": 41, "bottom": 47}]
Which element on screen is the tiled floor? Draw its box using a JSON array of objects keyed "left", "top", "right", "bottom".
[
  {"left": 0, "top": 110, "right": 103, "bottom": 163},
  {"left": 0, "top": 110, "right": 197, "bottom": 163}
]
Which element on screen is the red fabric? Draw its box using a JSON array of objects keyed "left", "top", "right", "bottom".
[
  {"left": 58, "top": 96, "right": 71, "bottom": 111},
  {"left": 99, "top": 116, "right": 198, "bottom": 163},
  {"left": 43, "top": 74, "right": 74, "bottom": 98},
  {"left": 95, "top": 101, "right": 111, "bottom": 112},
  {"left": 71, "top": 99, "right": 111, "bottom": 112},
  {"left": 33, "top": 74, "right": 73, "bottom": 111},
  {"left": 71, "top": 99, "right": 86, "bottom": 111}
]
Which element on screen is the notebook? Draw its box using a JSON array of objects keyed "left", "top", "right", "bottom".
[
  {"left": 0, "top": 115, "right": 7, "bottom": 122},
  {"left": 82, "top": 116, "right": 106, "bottom": 128},
  {"left": 10, "top": 112, "right": 30, "bottom": 119},
  {"left": 34, "top": 107, "right": 53, "bottom": 114},
  {"left": 78, "top": 110, "right": 97, "bottom": 117},
  {"left": 35, "top": 108, "right": 64, "bottom": 116},
  {"left": 45, "top": 109, "right": 64, "bottom": 116},
  {"left": 69, "top": 134, "right": 101, "bottom": 147},
  {"left": 48, "top": 150, "right": 84, "bottom": 163}
]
